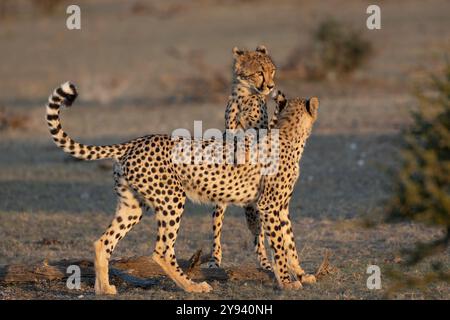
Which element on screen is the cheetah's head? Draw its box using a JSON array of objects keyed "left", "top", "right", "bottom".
[
  {"left": 232, "top": 45, "right": 276, "bottom": 95},
  {"left": 273, "top": 90, "right": 319, "bottom": 136}
]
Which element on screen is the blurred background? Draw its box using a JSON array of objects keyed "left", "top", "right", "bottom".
[{"left": 0, "top": 0, "right": 449, "bottom": 299}]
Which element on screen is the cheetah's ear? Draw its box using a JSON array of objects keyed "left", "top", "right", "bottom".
[
  {"left": 306, "top": 97, "right": 319, "bottom": 119},
  {"left": 256, "top": 45, "right": 268, "bottom": 54},
  {"left": 232, "top": 47, "right": 244, "bottom": 57}
]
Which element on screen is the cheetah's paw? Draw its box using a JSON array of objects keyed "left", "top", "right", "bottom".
[
  {"left": 186, "top": 281, "right": 213, "bottom": 293},
  {"left": 95, "top": 283, "right": 117, "bottom": 295},
  {"left": 280, "top": 280, "right": 303, "bottom": 290},
  {"left": 300, "top": 274, "right": 317, "bottom": 285}
]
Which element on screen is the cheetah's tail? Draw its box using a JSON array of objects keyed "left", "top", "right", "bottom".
[{"left": 46, "top": 82, "right": 130, "bottom": 161}]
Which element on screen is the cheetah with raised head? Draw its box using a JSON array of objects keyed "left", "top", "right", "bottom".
[
  {"left": 45, "top": 83, "right": 317, "bottom": 293},
  {"left": 257, "top": 90, "right": 318, "bottom": 287},
  {"left": 208, "top": 45, "right": 279, "bottom": 270}
]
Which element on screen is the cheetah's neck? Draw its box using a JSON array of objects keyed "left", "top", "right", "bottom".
[{"left": 226, "top": 83, "right": 268, "bottom": 131}]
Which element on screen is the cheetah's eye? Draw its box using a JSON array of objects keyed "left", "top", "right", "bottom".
[{"left": 256, "top": 71, "right": 263, "bottom": 76}]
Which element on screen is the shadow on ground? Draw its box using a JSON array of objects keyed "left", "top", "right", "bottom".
[{"left": 0, "top": 132, "right": 400, "bottom": 220}]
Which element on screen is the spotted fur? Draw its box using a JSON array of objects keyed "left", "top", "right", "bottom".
[
  {"left": 256, "top": 90, "right": 318, "bottom": 288},
  {"left": 45, "top": 83, "right": 317, "bottom": 293},
  {"left": 208, "top": 45, "right": 278, "bottom": 271}
]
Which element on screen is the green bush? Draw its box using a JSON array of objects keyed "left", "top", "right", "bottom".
[
  {"left": 313, "top": 19, "right": 372, "bottom": 74},
  {"left": 385, "top": 62, "right": 450, "bottom": 292},
  {"left": 282, "top": 19, "right": 373, "bottom": 80},
  {"left": 314, "top": 19, "right": 373, "bottom": 76}
]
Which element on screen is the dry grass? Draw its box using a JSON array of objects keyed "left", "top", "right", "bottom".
[
  {"left": 0, "top": 0, "right": 449, "bottom": 299},
  {"left": 314, "top": 250, "right": 337, "bottom": 280}
]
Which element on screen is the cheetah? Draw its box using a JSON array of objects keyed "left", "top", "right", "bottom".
[
  {"left": 208, "top": 45, "right": 279, "bottom": 270},
  {"left": 45, "top": 83, "right": 317, "bottom": 293},
  {"left": 256, "top": 90, "right": 318, "bottom": 287}
]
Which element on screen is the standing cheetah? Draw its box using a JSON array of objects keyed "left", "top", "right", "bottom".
[
  {"left": 45, "top": 83, "right": 317, "bottom": 293},
  {"left": 257, "top": 90, "right": 318, "bottom": 287},
  {"left": 208, "top": 45, "right": 279, "bottom": 270}
]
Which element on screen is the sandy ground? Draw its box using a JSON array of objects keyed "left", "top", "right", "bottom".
[{"left": 0, "top": 0, "right": 449, "bottom": 299}]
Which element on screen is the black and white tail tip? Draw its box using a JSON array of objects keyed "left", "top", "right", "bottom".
[{"left": 48, "top": 82, "right": 78, "bottom": 109}]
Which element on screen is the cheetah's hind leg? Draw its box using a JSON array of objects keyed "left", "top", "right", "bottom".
[
  {"left": 94, "top": 176, "right": 144, "bottom": 295},
  {"left": 245, "top": 205, "right": 272, "bottom": 271}
]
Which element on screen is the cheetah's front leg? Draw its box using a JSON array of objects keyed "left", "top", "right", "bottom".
[
  {"left": 94, "top": 241, "right": 117, "bottom": 295},
  {"left": 279, "top": 205, "right": 316, "bottom": 285},
  {"left": 207, "top": 204, "right": 226, "bottom": 268},
  {"left": 258, "top": 205, "right": 302, "bottom": 290}
]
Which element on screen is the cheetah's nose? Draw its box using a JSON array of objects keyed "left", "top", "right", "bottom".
[{"left": 267, "top": 84, "right": 274, "bottom": 90}]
